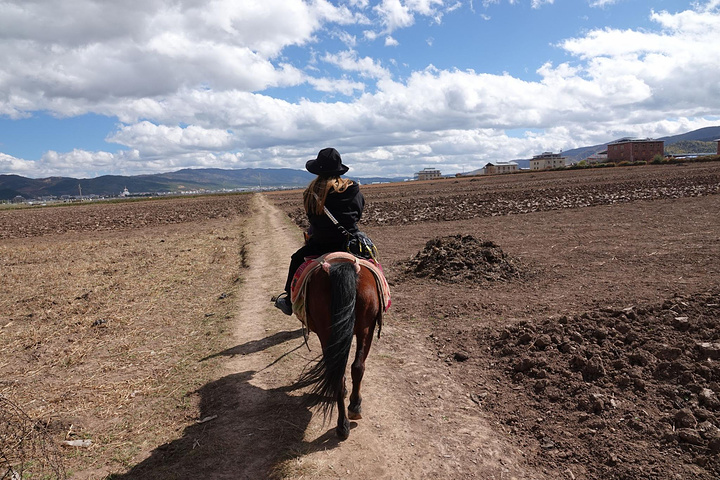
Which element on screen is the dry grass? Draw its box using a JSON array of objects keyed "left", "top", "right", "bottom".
[{"left": 0, "top": 200, "right": 250, "bottom": 478}]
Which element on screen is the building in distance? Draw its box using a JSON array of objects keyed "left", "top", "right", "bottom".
[
  {"left": 530, "top": 152, "right": 566, "bottom": 170},
  {"left": 607, "top": 138, "right": 664, "bottom": 163},
  {"left": 415, "top": 167, "right": 443, "bottom": 181},
  {"left": 583, "top": 150, "right": 608, "bottom": 164},
  {"left": 481, "top": 161, "right": 519, "bottom": 175}
]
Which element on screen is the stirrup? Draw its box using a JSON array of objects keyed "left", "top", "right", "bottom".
[{"left": 272, "top": 292, "right": 293, "bottom": 316}]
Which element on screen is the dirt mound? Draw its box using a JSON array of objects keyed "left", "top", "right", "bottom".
[
  {"left": 404, "top": 234, "right": 523, "bottom": 283},
  {"left": 463, "top": 292, "right": 720, "bottom": 478}
]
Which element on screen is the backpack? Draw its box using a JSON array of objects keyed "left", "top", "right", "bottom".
[{"left": 345, "top": 231, "right": 379, "bottom": 262}]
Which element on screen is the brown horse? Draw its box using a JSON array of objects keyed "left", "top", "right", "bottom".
[{"left": 297, "top": 261, "right": 383, "bottom": 440}]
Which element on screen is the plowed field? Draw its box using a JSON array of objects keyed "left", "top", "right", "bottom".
[
  {"left": 2, "top": 162, "right": 720, "bottom": 479},
  {"left": 269, "top": 161, "right": 720, "bottom": 479}
]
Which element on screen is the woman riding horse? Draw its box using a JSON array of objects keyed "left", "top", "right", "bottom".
[
  {"left": 274, "top": 147, "right": 365, "bottom": 315},
  {"left": 274, "top": 148, "right": 385, "bottom": 439}
]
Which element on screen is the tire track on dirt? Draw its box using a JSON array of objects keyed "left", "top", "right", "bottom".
[{"left": 228, "top": 194, "right": 544, "bottom": 479}]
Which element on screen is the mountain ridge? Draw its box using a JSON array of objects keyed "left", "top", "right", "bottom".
[{"left": 0, "top": 168, "right": 401, "bottom": 200}]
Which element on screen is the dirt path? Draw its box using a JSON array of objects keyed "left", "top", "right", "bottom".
[{"left": 218, "top": 194, "right": 544, "bottom": 479}]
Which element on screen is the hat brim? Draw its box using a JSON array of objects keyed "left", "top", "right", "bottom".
[{"left": 305, "top": 159, "right": 350, "bottom": 177}]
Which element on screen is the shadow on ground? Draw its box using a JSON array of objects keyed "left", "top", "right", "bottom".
[
  {"left": 109, "top": 330, "right": 341, "bottom": 479},
  {"left": 200, "top": 329, "right": 305, "bottom": 361}
]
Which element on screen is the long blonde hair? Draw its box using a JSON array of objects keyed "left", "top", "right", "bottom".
[{"left": 303, "top": 176, "right": 354, "bottom": 215}]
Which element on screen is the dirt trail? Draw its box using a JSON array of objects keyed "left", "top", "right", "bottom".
[{"left": 223, "top": 193, "right": 543, "bottom": 479}]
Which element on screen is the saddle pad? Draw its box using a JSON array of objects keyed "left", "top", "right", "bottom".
[{"left": 290, "top": 252, "right": 391, "bottom": 325}]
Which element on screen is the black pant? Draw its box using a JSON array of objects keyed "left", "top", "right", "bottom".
[{"left": 284, "top": 239, "right": 346, "bottom": 293}]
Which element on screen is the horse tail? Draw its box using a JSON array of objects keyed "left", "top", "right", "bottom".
[{"left": 298, "top": 262, "right": 357, "bottom": 417}]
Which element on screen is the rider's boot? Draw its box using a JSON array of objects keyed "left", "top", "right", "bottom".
[{"left": 273, "top": 292, "right": 293, "bottom": 315}]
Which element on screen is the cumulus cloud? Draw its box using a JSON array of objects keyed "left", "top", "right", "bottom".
[
  {"left": 370, "top": 0, "right": 448, "bottom": 35},
  {"left": 108, "top": 122, "right": 237, "bottom": 155},
  {"left": 1, "top": 1, "right": 720, "bottom": 179},
  {"left": 7, "top": 149, "right": 145, "bottom": 179},
  {"left": 322, "top": 50, "right": 393, "bottom": 80},
  {"left": 0, "top": 0, "right": 340, "bottom": 117},
  {"left": 374, "top": 0, "right": 415, "bottom": 33},
  {"left": 0, "top": 152, "right": 37, "bottom": 176},
  {"left": 307, "top": 77, "right": 367, "bottom": 95}
]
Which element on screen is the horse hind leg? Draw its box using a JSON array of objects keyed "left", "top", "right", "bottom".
[
  {"left": 348, "top": 351, "right": 364, "bottom": 420},
  {"left": 349, "top": 324, "right": 376, "bottom": 420},
  {"left": 336, "top": 375, "right": 350, "bottom": 439}
]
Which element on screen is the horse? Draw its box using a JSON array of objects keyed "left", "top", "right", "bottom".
[{"left": 296, "top": 260, "right": 383, "bottom": 440}]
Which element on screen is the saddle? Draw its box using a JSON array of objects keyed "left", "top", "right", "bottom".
[{"left": 290, "top": 252, "right": 391, "bottom": 327}]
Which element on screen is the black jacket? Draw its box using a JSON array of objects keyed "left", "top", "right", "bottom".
[{"left": 306, "top": 182, "right": 364, "bottom": 245}]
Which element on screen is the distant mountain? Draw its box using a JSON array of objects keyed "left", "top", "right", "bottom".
[
  {"left": 665, "top": 140, "right": 717, "bottom": 155},
  {"left": 658, "top": 126, "right": 720, "bottom": 143},
  {"left": 0, "top": 168, "right": 402, "bottom": 200}
]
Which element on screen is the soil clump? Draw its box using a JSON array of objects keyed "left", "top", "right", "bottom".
[{"left": 404, "top": 234, "right": 523, "bottom": 283}]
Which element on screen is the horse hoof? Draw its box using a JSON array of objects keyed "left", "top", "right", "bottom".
[
  {"left": 348, "top": 405, "right": 362, "bottom": 420},
  {"left": 336, "top": 424, "right": 350, "bottom": 440}
]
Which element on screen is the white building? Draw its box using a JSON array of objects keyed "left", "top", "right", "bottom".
[
  {"left": 530, "top": 152, "right": 566, "bottom": 170},
  {"left": 415, "top": 168, "right": 442, "bottom": 181}
]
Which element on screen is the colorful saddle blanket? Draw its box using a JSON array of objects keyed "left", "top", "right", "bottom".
[{"left": 290, "top": 252, "right": 391, "bottom": 326}]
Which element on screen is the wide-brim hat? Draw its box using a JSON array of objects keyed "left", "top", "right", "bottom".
[{"left": 306, "top": 148, "right": 349, "bottom": 177}]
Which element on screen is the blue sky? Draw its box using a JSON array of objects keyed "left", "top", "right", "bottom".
[{"left": 1, "top": 0, "right": 719, "bottom": 179}]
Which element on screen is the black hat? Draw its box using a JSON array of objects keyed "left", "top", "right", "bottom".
[{"left": 305, "top": 148, "right": 349, "bottom": 177}]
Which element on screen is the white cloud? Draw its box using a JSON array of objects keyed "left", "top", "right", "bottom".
[
  {"left": 559, "top": 6, "right": 720, "bottom": 120},
  {"left": 700, "top": 0, "right": 720, "bottom": 12},
  {"left": 531, "top": 0, "right": 554, "bottom": 8},
  {"left": 108, "top": 122, "right": 236, "bottom": 155},
  {"left": 370, "top": 0, "right": 448, "bottom": 34},
  {"left": 2, "top": 1, "right": 720, "bottom": 179},
  {"left": 0, "top": 0, "right": 341, "bottom": 117},
  {"left": 374, "top": 0, "right": 415, "bottom": 33},
  {"left": 0, "top": 152, "right": 37, "bottom": 176},
  {"left": 17, "top": 149, "right": 144, "bottom": 179},
  {"left": 307, "top": 77, "right": 367, "bottom": 95},
  {"left": 334, "top": 30, "right": 358, "bottom": 48},
  {"left": 322, "top": 50, "right": 393, "bottom": 80},
  {"left": 588, "top": 0, "right": 619, "bottom": 7}
]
